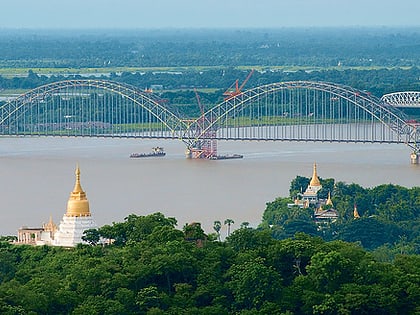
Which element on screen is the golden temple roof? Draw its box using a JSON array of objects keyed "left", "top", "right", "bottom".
[
  {"left": 326, "top": 191, "right": 333, "bottom": 206},
  {"left": 66, "top": 165, "right": 90, "bottom": 217},
  {"left": 43, "top": 215, "right": 58, "bottom": 232},
  {"left": 353, "top": 204, "right": 360, "bottom": 219},
  {"left": 309, "top": 163, "right": 321, "bottom": 187}
]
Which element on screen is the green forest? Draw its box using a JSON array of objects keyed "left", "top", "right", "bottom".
[{"left": 1, "top": 179, "right": 419, "bottom": 314}]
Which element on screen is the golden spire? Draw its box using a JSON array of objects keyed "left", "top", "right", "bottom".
[
  {"left": 72, "top": 164, "right": 84, "bottom": 193},
  {"left": 66, "top": 165, "right": 91, "bottom": 217},
  {"left": 309, "top": 163, "right": 321, "bottom": 186},
  {"left": 353, "top": 204, "right": 360, "bottom": 219},
  {"left": 316, "top": 205, "right": 323, "bottom": 213},
  {"left": 326, "top": 191, "right": 333, "bottom": 206},
  {"left": 43, "top": 215, "right": 57, "bottom": 232}
]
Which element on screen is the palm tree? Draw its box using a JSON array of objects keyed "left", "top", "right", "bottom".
[
  {"left": 224, "top": 219, "right": 234, "bottom": 237},
  {"left": 240, "top": 221, "right": 250, "bottom": 229},
  {"left": 213, "top": 220, "right": 222, "bottom": 241}
]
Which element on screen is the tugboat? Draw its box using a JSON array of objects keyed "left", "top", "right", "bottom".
[{"left": 130, "top": 147, "right": 166, "bottom": 158}]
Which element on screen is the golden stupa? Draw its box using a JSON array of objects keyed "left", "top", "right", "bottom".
[
  {"left": 309, "top": 163, "right": 321, "bottom": 187},
  {"left": 353, "top": 204, "right": 361, "bottom": 219},
  {"left": 326, "top": 191, "right": 333, "bottom": 206},
  {"left": 66, "top": 165, "right": 90, "bottom": 217}
]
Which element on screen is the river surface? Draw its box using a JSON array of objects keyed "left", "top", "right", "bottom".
[{"left": 0, "top": 137, "right": 418, "bottom": 236}]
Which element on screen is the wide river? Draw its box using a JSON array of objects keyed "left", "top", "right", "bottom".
[{"left": 0, "top": 137, "right": 418, "bottom": 237}]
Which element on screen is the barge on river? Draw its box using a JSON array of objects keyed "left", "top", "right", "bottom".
[{"left": 130, "top": 147, "right": 166, "bottom": 158}]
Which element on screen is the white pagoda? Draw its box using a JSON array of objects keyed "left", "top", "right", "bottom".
[{"left": 54, "top": 165, "right": 96, "bottom": 247}]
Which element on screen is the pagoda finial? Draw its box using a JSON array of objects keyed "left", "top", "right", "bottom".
[
  {"left": 353, "top": 204, "right": 360, "bottom": 219},
  {"left": 309, "top": 163, "right": 321, "bottom": 187},
  {"left": 326, "top": 191, "right": 333, "bottom": 206},
  {"left": 73, "top": 164, "right": 83, "bottom": 193},
  {"left": 66, "top": 164, "right": 90, "bottom": 217}
]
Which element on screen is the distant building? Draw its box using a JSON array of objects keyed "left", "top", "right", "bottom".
[
  {"left": 16, "top": 216, "right": 58, "bottom": 245},
  {"left": 16, "top": 165, "right": 96, "bottom": 247},
  {"left": 314, "top": 192, "right": 339, "bottom": 224},
  {"left": 288, "top": 163, "right": 339, "bottom": 224},
  {"left": 16, "top": 227, "right": 44, "bottom": 245},
  {"left": 289, "top": 163, "right": 323, "bottom": 208},
  {"left": 54, "top": 165, "right": 96, "bottom": 247},
  {"left": 301, "top": 163, "right": 323, "bottom": 205}
]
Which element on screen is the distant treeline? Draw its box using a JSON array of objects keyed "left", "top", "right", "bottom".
[
  {"left": 1, "top": 67, "right": 419, "bottom": 98},
  {"left": 1, "top": 28, "right": 420, "bottom": 68}
]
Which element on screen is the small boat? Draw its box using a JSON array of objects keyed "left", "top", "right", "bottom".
[{"left": 130, "top": 147, "right": 166, "bottom": 158}]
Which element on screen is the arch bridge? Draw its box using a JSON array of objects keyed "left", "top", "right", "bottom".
[
  {"left": 1, "top": 79, "right": 419, "bottom": 162},
  {"left": 381, "top": 91, "right": 420, "bottom": 108}
]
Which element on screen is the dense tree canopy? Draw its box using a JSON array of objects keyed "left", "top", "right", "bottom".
[
  {"left": 1, "top": 28, "right": 420, "bottom": 69},
  {"left": 0, "top": 201, "right": 419, "bottom": 314},
  {"left": 261, "top": 177, "right": 420, "bottom": 255}
]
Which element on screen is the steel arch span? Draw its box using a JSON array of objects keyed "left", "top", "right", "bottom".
[
  {"left": 0, "top": 79, "right": 187, "bottom": 138},
  {"left": 184, "top": 81, "right": 419, "bottom": 153},
  {"left": 381, "top": 91, "right": 420, "bottom": 108}
]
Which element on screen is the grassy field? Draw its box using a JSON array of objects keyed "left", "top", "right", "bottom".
[
  {"left": 0, "top": 66, "right": 224, "bottom": 78},
  {"left": 0, "top": 65, "right": 409, "bottom": 79}
]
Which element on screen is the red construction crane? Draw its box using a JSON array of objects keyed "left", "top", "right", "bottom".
[
  {"left": 194, "top": 88, "right": 205, "bottom": 116},
  {"left": 187, "top": 88, "right": 217, "bottom": 159},
  {"left": 223, "top": 69, "right": 254, "bottom": 100}
]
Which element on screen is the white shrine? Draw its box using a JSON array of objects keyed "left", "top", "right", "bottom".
[{"left": 53, "top": 165, "right": 96, "bottom": 247}]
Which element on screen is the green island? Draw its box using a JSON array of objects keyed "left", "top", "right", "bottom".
[{"left": 1, "top": 175, "right": 419, "bottom": 314}]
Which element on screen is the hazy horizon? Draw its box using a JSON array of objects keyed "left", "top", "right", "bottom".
[{"left": 1, "top": 0, "right": 419, "bottom": 29}]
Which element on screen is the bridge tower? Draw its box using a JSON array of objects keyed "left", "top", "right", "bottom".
[
  {"left": 185, "top": 89, "right": 217, "bottom": 159},
  {"left": 381, "top": 92, "right": 420, "bottom": 164},
  {"left": 186, "top": 70, "right": 254, "bottom": 159},
  {"left": 408, "top": 121, "right": 419, "bottom": 164}
]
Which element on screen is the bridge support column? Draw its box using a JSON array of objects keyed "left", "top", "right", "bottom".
[{"left": 410, "top": 151, "right": 419, "bottom": 164}]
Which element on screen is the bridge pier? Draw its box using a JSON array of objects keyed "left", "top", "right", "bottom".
[{"left": 410, "top": 151, "right": 419, "bottom": 164}]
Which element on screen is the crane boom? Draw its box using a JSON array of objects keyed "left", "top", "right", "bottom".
[
  {"left": 239, "top": 69, "right": 255, "bottom": 91},
  {"left": 223, "top": 69, "right": 254, "bottom": 100},
  {"left": 194, "top": 88, "right": 204, "bottom": 114}
]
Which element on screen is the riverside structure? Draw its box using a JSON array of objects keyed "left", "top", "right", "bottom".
[{"left": 16, "top": 165, "right": 96, "bottom": 247}]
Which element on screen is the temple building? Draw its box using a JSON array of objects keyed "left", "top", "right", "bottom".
[
  {"left": 301, "top": 163, "right": 323, "bottom": 205},
  {"left": 16, "top": 165, "right": 96, "bottom": 247},
  {"left": 288, "top": 163, "right": 339, "bottom": 224},
  {"left": 16, "top": 216, "right": 58, "bottom": 245},
  {"left": 289, "top": 163, "right": 323, "bottom": 208},
  {"left": 54, "top": 165, "right": 96, "bottom": 247},
  {"left": 314, "top": 191, "right": 339, "bottom": 223}
]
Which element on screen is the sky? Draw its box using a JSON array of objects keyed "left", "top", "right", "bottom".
[{"left": 0, "top": 0, "right": 419, "bottom": 29}]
